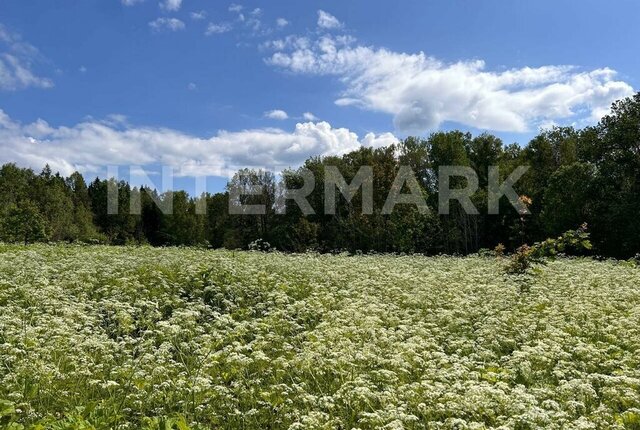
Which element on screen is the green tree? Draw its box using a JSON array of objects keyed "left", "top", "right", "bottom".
[
  {"left": 0, "top": 201, "right": 48, "bottom": 244},
  {"left": 226, "top": 169, "right": 277, "bottom": 247},
  {"left": 160, "top": 191, "right": 206, "bottom": 246},
  {"left": 67, "top": 172, "right": 100, "bottom": 241},
  {"left": 585, "top": 93, "right": 640, "bottom": 257},
  {"left": 540, "top": 162, "right": 595, "bottom": 236}
]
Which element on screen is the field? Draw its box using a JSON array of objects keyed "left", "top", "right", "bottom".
[{"left": 1, "top": 246, "right": 640, "bottom": 429}]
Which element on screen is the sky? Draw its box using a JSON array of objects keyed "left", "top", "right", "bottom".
[{"left": 0, "top": 0, "right": 638, "bottom": 193}]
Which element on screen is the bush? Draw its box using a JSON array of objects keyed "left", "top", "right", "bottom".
[{"left": 505, "top": 223, "right": 592, "bottom": 274}]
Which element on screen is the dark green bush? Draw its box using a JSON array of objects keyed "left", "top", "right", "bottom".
[{"left": 505, "top": 223, "right": 592, "bottom": 274}]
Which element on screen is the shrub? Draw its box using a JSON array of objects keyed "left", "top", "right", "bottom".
[{"left": 505, "top": 223, "right": 592, "bottom": 274}]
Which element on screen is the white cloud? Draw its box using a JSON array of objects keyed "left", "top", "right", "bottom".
[
  {"left": 209, "top": 4, "right": 270, "bottom": 38},
  {"left": 276, "top": 18, "right": 289, "bottom": 28},
  {"left": 205, "top": 22, "right": 233, "bottom": 35},
  {"left": 267, "top": 34, "right": 634, "bottom": 133},
  {"left": 0, "top": 109, "right": 397, "bottom": 176},
  {"left": 149, "top": 18, "right": 185, "bottom": 32},
  {"left": 265, "top": 109, "right": 289, "bottom": 120},
  {"left": 0, "top": 54, "right": 54, "bottom": 91},
  {"left": 187, "top": 82, "right": 196, "bottom": 90},
  {"left": 121, "top": 0, "right": 144, "bottom": 5},
  {"left": 244, "top": 9, "right": 264, "bottom": 34},
  {"left": 260, "top": 36, "right": 311, "bottom": 52},
  {"left": 0, "top": 24, "right": 53, "bottom": 91},
  {"left": 317, "top": 10, "right": 342, "bottom": 30},
  {"left": 303, "top": 112, "right": 319, "bottom": 121},
  {"left": 361, "top": 132, "right": 399, "bottom": 149},
  {"left": 190, "top": 10, "right": 206, "bottom": 20},
  {"left": 160, "top": 0, "right": 182, "bottom": 11}
]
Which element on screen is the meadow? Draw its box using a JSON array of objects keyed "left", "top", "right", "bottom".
[{"left": 1, "top": 245, "right": 639, "bottom": 429}]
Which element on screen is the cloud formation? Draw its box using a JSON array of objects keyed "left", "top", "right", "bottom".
[
  {"left": 317, "top": 10, "right": 342, "bottom": 30},
  {"left": 264, "top": 109, "right": 289, "bottom": 120},
  {"left": 266, "top": 34, "right": 634, "bottom": 133},
  {"left": 228, "top": 3, "right": 243, "bottom": 13},
  {"left": 149, "top": 18, "right": 185, "bottom": 32},
  {"left": 0, "top": 109, "right": 398, "bottom": 177},
  {"left": 160, "top": 0, "right": 182, "bottom": 12},
  {"left": 190, "top": 11, "right": 206, "bottom": 20},
  {"left": 205, "top": 22, "right": 233, "bottom": 35},
  {"left": 0, "top": 24, "right": 53, "bottom": 91}
]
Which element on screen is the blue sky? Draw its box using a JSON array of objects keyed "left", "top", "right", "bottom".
[{"left": 0, "top": 0, "right": 637, "bottom": 193}]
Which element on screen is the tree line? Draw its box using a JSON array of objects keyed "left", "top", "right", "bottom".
[{"left": 1, "top": 93, "right": 639, "bottom": 258}]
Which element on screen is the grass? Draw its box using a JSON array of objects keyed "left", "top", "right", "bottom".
[{"left": 0, "top": 245, "right": 639, "bottom": 429}]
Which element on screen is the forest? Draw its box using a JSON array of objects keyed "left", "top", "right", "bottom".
[{"left": 1, "top": 93, "right": 639, "bottom": 258}]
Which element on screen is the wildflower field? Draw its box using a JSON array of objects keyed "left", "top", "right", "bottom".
[{"left": 1, "top": 246, "right": 640, "bottom": 429}]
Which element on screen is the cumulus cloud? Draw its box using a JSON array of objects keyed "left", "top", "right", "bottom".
[
  {"left": 264, "top": 109, "right": 289, "bottom": 120},
  {"left": 149, "top": 18, "right": 185, "bottom": 32},
  {"left": 317, "top": 10, "right": 342, "bottom": 30},
  {"left": 0, "top": 24, "right": 53, "bottom": 91},
  {"left": 276, "top": 18, "right": 289, "bottom": 28},
  {"left": 266, "top": 34, "right": 634, "bottom": 133},
  {"left": 303, "top": 112, "right": 319, "bottom": 121},
  {"left": 229, "top": 3, "right": 243, "bottom": 13},
  {"left": 361, "top": 132, "right": 400, "bottom": 149},
  {"left": 121, "top": 0, "right": 144, "bottom": 5},
  {"left": 205, "top": 22, "right": 233, "bottom": 35},
  {"left": 160, "top": 0, "right": 182, "bottom": 11},
  {"left": 0, "top": 109, "right": 397, "bottom": 177}
]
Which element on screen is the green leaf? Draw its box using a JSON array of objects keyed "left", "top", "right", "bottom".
[{"left": 0, "top": 400, "right": 15, "bottom": 418}]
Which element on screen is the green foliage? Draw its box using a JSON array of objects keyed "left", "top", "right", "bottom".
[
  {"left": 540, "top": 162, "right": 595, "bottom": 235},
  {"left": 505, "top": 223, "right": 593, "bottom": 274},
  {"left": 0, "top": 201, "right": 48, "bottom": 244}
]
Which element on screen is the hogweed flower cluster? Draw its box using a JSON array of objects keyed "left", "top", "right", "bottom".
[{"left": 0, "top": 245, "right": 639, "bottom": 429}]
